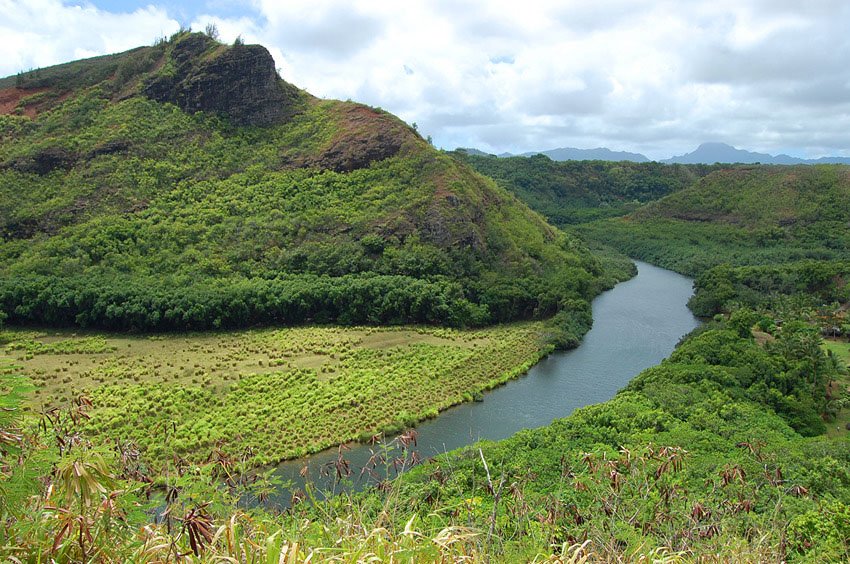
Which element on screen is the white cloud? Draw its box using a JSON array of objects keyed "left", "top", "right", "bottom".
[
  {"left": 0, "top": 1, "right": 180, "bottom": 75},
  {"left": 2, "top": 0, "right": 849, "bottom": 158}
]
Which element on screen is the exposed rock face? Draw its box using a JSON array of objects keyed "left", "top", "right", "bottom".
[
  {"left": 422, "top": 195, "right": 486, "bottom": 251},
  {"left": 2, "top": 140, "right": 132, "bottom": 177},
  {"left": 144, "top": 34, "right": 301, "bottom": 126},
  {"left": 5, "top": 146, "right": 77, "bottom": 175},
  {"left": 313, "top": 128, "right": 404, "bottom": 173}
]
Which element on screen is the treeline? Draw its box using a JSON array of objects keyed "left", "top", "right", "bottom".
[
  {"left": 0, "top": 272, "right": 596, "bottom": 332},
  {"left": 689, "top": 260, "right": 850, "bottom": 317}
]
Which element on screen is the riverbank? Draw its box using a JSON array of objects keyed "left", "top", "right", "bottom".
[{"left": 269, "top": 261, "right": 699, "bottom": 502}]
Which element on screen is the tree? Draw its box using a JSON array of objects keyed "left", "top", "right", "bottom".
[{"left": 204, "top": 23, "right": 220, "bottom": 41}]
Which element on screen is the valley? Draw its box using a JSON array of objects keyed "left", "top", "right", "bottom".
[{"left": 1, "top": 25, "right": 849, "bottom": 563}]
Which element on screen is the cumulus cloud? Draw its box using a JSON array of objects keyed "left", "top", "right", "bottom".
[
  {"left": 2, "top": 0, "right": 849, "bottom": 158},
  {"left": 0, "top": 0, "right": 180, "bottom": 75}
]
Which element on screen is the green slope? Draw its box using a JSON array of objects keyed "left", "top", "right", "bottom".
[
  {"left": 0, "top": 32, "right": 604, "bottom": 333},
  {"left": 378, "top": 316, "right": 850, "bottom": 560},
  {"left": 452, "top": 151, "right": 723, "bottom": 225},
  {"left": 579, "top": 165, "right": 850, "bottom": 276}
]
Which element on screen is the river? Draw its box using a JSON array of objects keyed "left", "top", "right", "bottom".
[{"left": 264, "top": 261, "right": 699, "bottom": 505}]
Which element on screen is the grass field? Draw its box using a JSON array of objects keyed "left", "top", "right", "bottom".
[
  {"left": 2, "top": 323, "right": 550, "bottom": 467},
  {"left": 824, "top": 339, "right": 850, "bottom": 438}
]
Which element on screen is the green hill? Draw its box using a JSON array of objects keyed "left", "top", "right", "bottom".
[
  {"left": 579, "top": 164, "right": 850, "bottom": 276},
  {"left": 0, "top": 32, "right": 605, "bottom": 334},
  {"left": 452, "top": 151, "right": 722, "bottom": 225}
]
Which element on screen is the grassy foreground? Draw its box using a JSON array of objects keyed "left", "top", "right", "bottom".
[
  {"left": 2, "top": 323, "right": 550, "bottom": 468},
  {"left": 3, "top": 302, "right": 849, "bottom": 561}
]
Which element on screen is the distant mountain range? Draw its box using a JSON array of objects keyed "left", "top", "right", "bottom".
[
  {"left": 663, "top": 143, "right": 850, "bottom": 165},
  {"left": 458, "top": 146, "right": 649, "bottom": 162},
  {"left": 519, "top": 147, "right": 650, "bottom": 162},
  {"left": 457, "top": 142, "right": 850, "bottom": 165}
]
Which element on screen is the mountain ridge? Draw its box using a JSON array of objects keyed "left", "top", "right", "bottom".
[
  {"left": 662, "top": 142, "right": 850, "bottom": 165},
  {"left": 458, "top": 146, "right": 650, "bottom": 162},
  {"left": 458, "top": 142, "right": 850, "bottom": 164}
]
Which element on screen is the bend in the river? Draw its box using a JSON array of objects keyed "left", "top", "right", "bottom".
[{"left": 265, "top": 261, "right": 699, "bottom": 505}]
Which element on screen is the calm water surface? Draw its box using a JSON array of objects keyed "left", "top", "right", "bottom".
[{"left": 266, "top": 261, "right": 699, "bottom": 504}]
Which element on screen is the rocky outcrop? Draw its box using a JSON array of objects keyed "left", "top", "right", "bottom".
[
  {"left": 2, "top": 140, "right": 131, "bottom": 177},
  {"left": 312, "top": 128, "right": 403, "bottom": 173},
  {"left": 143, "top": 34, "right": 301, "bottom": 127},
  {"left": 4, "top": 146, "right": 77, "bottom": 175},
  {"left": 421, "top": 195, "right": 486, "bottom": 251}
]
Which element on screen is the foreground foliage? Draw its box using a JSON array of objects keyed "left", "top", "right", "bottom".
[
  {"left": 2, "top": 289, "right": 849, "bottom": 561},
  {"left": 365, "top": 305, "right": 850, "bottom": 560}
]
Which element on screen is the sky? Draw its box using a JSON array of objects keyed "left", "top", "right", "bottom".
[{"left": 2, "top": 0, "right": 849, "bottom": 160}]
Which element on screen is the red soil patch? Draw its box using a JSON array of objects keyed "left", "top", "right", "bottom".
[
  {"left": 0, "top": 86, "right": 71, "bottom": 118},
  {"left": 291, "top": 102, "right": 415, "bottom": 173},
  {"left": 0, "top": 87, "right": 49, "bottom": 117}
]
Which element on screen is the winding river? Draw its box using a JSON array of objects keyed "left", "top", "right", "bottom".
[{"left": 265, "top": 261, "right": 699, "bottom": 505}]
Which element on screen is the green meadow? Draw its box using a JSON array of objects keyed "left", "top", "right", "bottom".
[{"left": 2, "top": 323, "right": 549, "bottom": 467}]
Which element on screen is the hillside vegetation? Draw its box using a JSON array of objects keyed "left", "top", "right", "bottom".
[
  {"left": 0, "top": 32, "right": 606, "bottom": 333},
  {"left": 453, "top": 151, "right": 723, "bottom": 225},
  {"left": 579, "top": 165, "right": 850, "bottom": 276}
]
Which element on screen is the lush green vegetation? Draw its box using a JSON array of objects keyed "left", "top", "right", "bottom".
[
  {"left": 5, "top": 26, "right": 850, "bottom": 564},
  {"left": 0, "top": 32, "right": 607, "bottom": 332},
  {"left": 689, "top": 260, "right": 850, "bottom": 317},
  {"left": 2, "top": 323, "right": 551, "bottom": 468},
  {"left": 358, "top": 301, "right": 850, "bottom": 560},
  {"left": 823, "top": 340, "right": 850, "bottom": 438},
  {"left": 579, "top": 165, "right": 850, "bottom": 276},
  {"left": 3, "top": 288, "right": 849, "bottom": 561},
  {"left": 453, "top": 151, "right": 723, "bottom": 225},
  {"left": 421, "top": 151, "right": 850, "bottom": 560}
]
